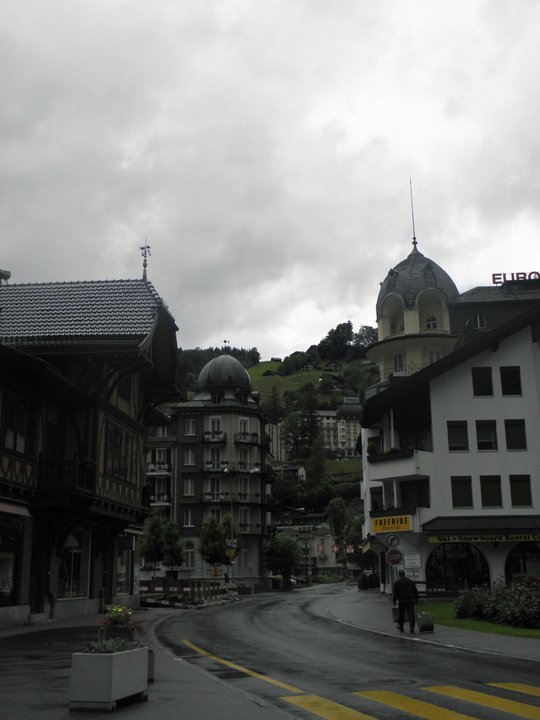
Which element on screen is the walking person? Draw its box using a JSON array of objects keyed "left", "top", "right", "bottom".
[{"left": 392, "top": 569, "right": 419, "bottom": 633}]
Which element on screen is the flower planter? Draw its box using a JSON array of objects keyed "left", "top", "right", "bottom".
[{"left": 70, "top": 646, "right": 148, "bottom": 712}]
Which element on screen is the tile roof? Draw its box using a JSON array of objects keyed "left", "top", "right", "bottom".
[{"left": 0, "top": 279, "right": 173, "bottom": 346}]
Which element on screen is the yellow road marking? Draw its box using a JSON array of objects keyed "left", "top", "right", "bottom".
[
  {"left": 283, "top": 694, "right": 376, "bottom": 719},
  {"left": 489, "top": 683, "right": 540, "bottom": 699},
  {"left": 182, "top": 639, "right": 303, "bottom": 693},
  {"left": 355, "top": 690, "right": 479, "bottom": 719},
  {"left": 427, "top": 685, "right": 540, "bottom": 719}
]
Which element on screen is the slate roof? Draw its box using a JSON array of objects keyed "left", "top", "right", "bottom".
[
  {"left": 376, "top": 245, "right": 460, "bottom": 316},
  {"left": 457, "top": 282, "right": 540, "bottom": 303},
  {"left": 0, "top": 279, "right": 175, "bottom": 347}
]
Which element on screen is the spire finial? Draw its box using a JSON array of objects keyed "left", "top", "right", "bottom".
[
  {"left": 140, "top": 238, "right": 151, "bottom": 281},
  {"left": 409, "top": 177, "right": 417, "bottom": 249}
]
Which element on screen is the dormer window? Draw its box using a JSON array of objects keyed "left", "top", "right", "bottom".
[{"left": 425, "top": 316, "right": 437, "bottom": 330}]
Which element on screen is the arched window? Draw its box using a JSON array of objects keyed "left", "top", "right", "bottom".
[
  {"left": 426, "top": 543, "right": 489, "bottom": 594},
  {"left": 425, "top": 316, "right": 437, "bottom": 329},
  {"left": 505, "top": 542, "right": 540, "bottom": 583}
]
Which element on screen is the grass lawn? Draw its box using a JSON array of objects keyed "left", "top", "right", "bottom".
[{"left": 422, "top": 601, "right": 540, "bottom": 639}]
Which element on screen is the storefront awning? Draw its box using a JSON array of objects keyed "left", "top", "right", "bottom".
[
  {"left": 423, "top": 515, "right": 540, "bottom": 543},
  {"left": 0, "top": 501, "right": 31, "bottom": 517}
]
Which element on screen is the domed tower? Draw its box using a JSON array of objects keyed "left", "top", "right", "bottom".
[
  {"left": 194, "top": 355, "right": 256, "bottom": 405},
  {"left": 366, "top": 241, "right": 459, "bottom": 383}
]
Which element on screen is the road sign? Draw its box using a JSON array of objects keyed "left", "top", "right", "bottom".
[
  {"left": 386, "top": 548, "right": 403, "bottom": 566},
  {"left": 386, "top": 534, "right": 400, "bottom": 547}
]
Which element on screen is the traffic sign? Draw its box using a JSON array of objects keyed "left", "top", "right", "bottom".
[{"left": 386, "top": 548, "right": 403, "bottom": 566}]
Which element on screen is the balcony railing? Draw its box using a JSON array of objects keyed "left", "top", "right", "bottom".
[
  {"left": 203, "top": 431, "right": 227, "bottom": 443},
  {"left": 203, "top": 492, "right": 263, "bottom": 504},
  {"left": 367, "top": 448, "right": 414, "bottom": 463},
  {"left": 238, "top": 523, "right": 263, "bottom": 534},
  {"left": 146, "top": 463, "right": 171, "bottom": 472},
  {"left": 234, "top": 432, "right": 259, "bottom": 445},
  {"left": 203, "top": 461, "right": 262, "bottom": 474}
]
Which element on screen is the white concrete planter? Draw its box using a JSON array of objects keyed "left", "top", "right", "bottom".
[{"left": 70, "top": 646, "right": 148, "bottom": 711}]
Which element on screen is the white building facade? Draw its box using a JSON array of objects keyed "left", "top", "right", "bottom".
[{"left": 361, "top": 243, "right": 540, "bottom": 595}]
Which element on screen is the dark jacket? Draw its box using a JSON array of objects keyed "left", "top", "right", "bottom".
[{"left": 392, "top": 575, "right": 419, "bottom": 604}]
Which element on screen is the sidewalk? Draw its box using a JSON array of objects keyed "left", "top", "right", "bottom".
[
  {"left": 0, "top": 587, "right": 538, "bottom": 720},
  {"left": 328, "top": 587, "right": 540, "bottom": 663}
]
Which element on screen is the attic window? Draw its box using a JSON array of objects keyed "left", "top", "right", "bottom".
[{"left": 425, "top": 316, "right": 437, "bottom": 329}]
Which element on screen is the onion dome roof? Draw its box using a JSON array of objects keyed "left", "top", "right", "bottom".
[
  {"left": 376, "top": 245, "right": 459, "bottom": 316},
  {"left": 196, "top": 355, "right": 252, "bottom": 393}
]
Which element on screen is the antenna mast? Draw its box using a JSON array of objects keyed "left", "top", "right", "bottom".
[
  {"left": 409, "top": 177, "right": 417, "bottom": 249},
  {"left": 140, "top": 239, "right": 151, "bottom": 281}
]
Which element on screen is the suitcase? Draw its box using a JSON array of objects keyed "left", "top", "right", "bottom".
[
  {"left": 417, "top": 609, "right": 434, "bottom": 633},
  {"left": 392, "top": 605, "right": 399, "bottom": 622}
]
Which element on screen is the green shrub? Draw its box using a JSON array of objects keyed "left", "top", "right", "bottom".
[{"left": 454, "top": 577, "right": 540, "bottom": 628}]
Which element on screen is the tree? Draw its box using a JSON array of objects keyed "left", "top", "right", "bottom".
[
  {"left": 198, "top": 515, "right": 230, "bottom": 568},
  {"left": 263, "top": 533, "right": 303, "bottom": 590},
  {"left": 318, "top": 321, "right": 354, "bottom": 360},
  {"left": 261, "top": 385, "right": 285, "bottom": 424},
  {"left": 352, "top": 325, "right": 378, "bottom": 351},
  {"left": 162, "top": 519, "right": 184, "bottom": 573},
  {"left": 140, "top": 514, "right": 165, "bottom": 580}
]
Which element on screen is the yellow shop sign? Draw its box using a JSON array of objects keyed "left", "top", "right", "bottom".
[{"left": 372, "top": 515, "right": 412, "bottom": 533}]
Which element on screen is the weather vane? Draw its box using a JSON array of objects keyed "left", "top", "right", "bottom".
[
  {"left": 140, "top": 239, "right": 151, "bottom": 281},
  {"left": 410, "top": 177, "right": 417, "bottom": 249}
]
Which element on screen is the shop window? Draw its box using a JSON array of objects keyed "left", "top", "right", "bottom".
[
  {"left": 505, "top": 541, "right": 540, "bottom": 582},
  {"left": 504, "top": 419, "right": 527, "bottom": 450},
  {"left": 451, "top": 476, "right": 473, "bottom": 508},
  {"left": 426, "top": 543, "right": 489, "bottom": 593},
  {"left": 500, "top": 366, "right": 522, "bottom": 395},
  {"left": 476, "top": 420, "right": 497, "bottom": 450},
  {"left": 509, "top": 475, "right": 532, "bottom": 507},
  {"left": 0, "top": 533, "right": 17, "bottom": 606},
  {"left": 480, "top": 475, "right": 502, "bottom": 507},
  {"left": 447, "top": 421, "right": 468, "bottom": 451},
  {"left": 472, "top": 367, "right": 493, "bottom": 396},
  {"left": 58, "top": 530, "right": 90, "bottom": 599},
  {"left": 115, "top": 534, "right": 134, "bottom": 595}
]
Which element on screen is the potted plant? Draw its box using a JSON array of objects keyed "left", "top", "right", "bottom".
[
  {"left": 98, "top": 604, "right": 145, "bottom": 641},
  {"left": 70, "top": 638, "right": 148, "bottom": 711}
]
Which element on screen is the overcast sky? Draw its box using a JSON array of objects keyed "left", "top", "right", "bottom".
[{"left": 2, "top": 1, "right": 540, "bottom": 360}]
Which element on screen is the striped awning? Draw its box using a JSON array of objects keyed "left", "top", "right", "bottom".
[{"left": 0, "top": 501, "right": 31, "bottom": 517}]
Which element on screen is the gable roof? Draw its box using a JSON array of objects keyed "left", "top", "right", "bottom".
[
  {"left": 0, "top": 279, "right": 177, "bottom": 349},
  {"left": 362, "top": 300, "right": 540, "bottom": 426}
]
